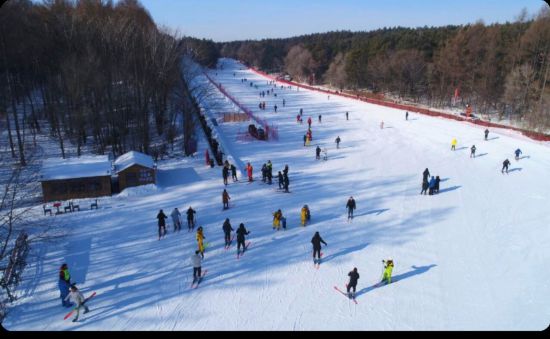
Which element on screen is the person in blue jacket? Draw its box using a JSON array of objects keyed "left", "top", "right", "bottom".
[
  {"left": 428, "top": 176, "right": 436, "bottom": 195},
  {"left": 514, "top": 149, "right": 522, "bottom": 160}
]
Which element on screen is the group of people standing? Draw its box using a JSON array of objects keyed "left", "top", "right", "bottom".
[
  {"left": 420, "top": 168, "right": 441, "bottom": 195},
  {"left": 156, "top": 207, "right": 197, "bottom": 240}
]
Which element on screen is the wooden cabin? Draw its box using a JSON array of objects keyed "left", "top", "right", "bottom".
[
  {"left": 114, "top": 151, "right": 156, "bottom": 191},
  {"left": 40, "top": 156, "right": 112, "bottom": 203}
]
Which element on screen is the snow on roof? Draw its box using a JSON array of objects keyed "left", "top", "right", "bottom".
[
  {"left": 114, "top": 151, "right": 155, "bottom": 173},
  {"left": 41, "top": 156, "right": 112, "bottom": 181}
]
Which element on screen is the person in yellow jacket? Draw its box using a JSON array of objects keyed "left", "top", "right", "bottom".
[
  {"left": 273, "top": 210, "right": 282, "bottom": 230},
  {"left": 196, "top": 227, "right": 206, "bottom": 258},
  {"left": 301, "top": 206, "right": 308, "bottom": 226},
  {"left": 451, "top": 138, "right": 457, "bottom": 151},
  {"left": 381, "top": 259, "right": 394, "bottom": 285}
]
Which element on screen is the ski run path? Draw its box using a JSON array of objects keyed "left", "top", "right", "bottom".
[{"left": 4, "top": 59, "right": 550, "bottom": 331}]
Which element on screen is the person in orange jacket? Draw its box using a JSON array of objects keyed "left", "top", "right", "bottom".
[
  {"left": 222, "top": 189, "right": 231, "bottom": 210},
  {"left": 246, "top": 162, "right": 253, "bottom": 182}
]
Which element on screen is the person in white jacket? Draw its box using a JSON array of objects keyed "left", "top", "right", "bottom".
[
  {"left": 171, "top": 208, "right": 182, "bottom": 232},
  {"left": 65, "top": 285, "right": 89, "bottom": 322},
  {"left": 190, "top": 250, "right": 203, "bottom": 282}
]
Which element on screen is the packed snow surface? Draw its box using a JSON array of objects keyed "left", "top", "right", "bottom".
[{"left": 4, "top": 59, "right": 550, "bottom": 331}]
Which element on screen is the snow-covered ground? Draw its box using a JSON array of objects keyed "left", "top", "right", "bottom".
[{"left": 3, "top": 58, "right": 550, "bottom": 331}]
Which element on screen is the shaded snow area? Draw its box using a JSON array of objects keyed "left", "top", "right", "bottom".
[{"left": 4, "top": 59, "right": 550, "bottom": 330}]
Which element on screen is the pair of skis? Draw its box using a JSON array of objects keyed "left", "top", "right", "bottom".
[
  {"left": 63, "top": 292, "right": 97, "bottom": 320},
  {"left": 236, "top": 241, "right": 251, "bottom": 259},
  {"left": 191, "top": 270, "right": 208, "bottom": 289},
  {"left": 333, "top": 286, "right": 358, "bottom": 304},
  {"left": 224, "top": 235, "right": 235, "bottom": 250},
  {"left": 313, "top": 252, "right": 324, "bottom": 269}
]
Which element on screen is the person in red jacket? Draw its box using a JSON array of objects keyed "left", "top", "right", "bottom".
[
  {"left": 307, "top": 117, "right": 312, "bottom": 128},
  {"left": 246, "top": 162, "right": 253, "bottom": 182}
]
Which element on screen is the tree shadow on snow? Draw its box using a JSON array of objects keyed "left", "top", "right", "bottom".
[
  {"left": 319, "top": 243, "right": 370, "bottom": 264},
  {"left": 438, "top": 186, "right": 461, "bottom": 194},
  {"left": 487, "top": 136, "right": 500, "bottom": 141},
  {"left": 519, "top": 156, "right": 530, "bottom": 160},
  {"left": 476, "top": 153, "right": 488, "bottom": 158},
  {"left": 455, "top": 147, "right": 468, "bottom": 151},
  {"left": 355, "top": 264, "right": 437, "bottom": 298},
  {"left": 353, "top": 209, "right": 390, "bottom": 218},
  {"left": 508, "top": 168, "right": 522, "bottom": 173}
]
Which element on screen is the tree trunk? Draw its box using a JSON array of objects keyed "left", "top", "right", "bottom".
[{"left": 5, "top": 113, "right": 16, "bottom": 158}]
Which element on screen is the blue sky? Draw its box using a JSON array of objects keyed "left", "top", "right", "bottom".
[{"left": 139, "top": 0, "right": 546, "bottom": 41}]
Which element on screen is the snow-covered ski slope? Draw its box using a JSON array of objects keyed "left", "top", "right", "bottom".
[{"left": 4, "top": 59, "right": 550, "bottom": 331}]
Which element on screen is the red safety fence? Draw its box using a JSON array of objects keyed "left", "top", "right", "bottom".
[
  {"left": 204, "top": 71, "right": 278, "bottom": 141},
  {"left": 249, "top": 67, "right": 550, "bottom": 142}
]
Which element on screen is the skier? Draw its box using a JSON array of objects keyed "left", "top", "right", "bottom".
[
  {"left": 451, "top": 138, "right": 457, "bottom": 151},
  {"left": 222, "top": 165, "right": 229, "bottom": 185},
  {"left": 335, "top": 136, "right": 341, "bottom": 149},
  {"left": 278, "top": 171, "right": 284, "bottom": 189},
  {"left": 273, "top": 210, "right": 282, "bottom": 230},
  {"left": 222, "top": 189, "right": 231, "bottom": 210},
  {"left": 157, "top": 209, "right": 168, "bottom": 240},
  {"left": 311, "top": 231, "right": 327, "bottom": 262},
  {"left": 231, "top": 164, "right": 238, "bottom": 182},
  {"left": 406, "top": 111, "right": 409, "bottom": 120},
  {"left": 346, "top": 268, "right": 360, "bottom": 298},
  {"left": 502, "top": 159, "right": 511, "bottom": 174},
  {"left": 434, "top": 176, "right": 441, "bottom": 194},
  {"left": 236, "top": 223, "right": 250, "bottom": 255},
  {"left": 316, "top": 146, "right": 321, "bottom": 160},
  {"left": 283, "top": 164, "right": 289, "bottom": 178},
  {"left": 307, "top": 117, "right": 312, "bottom": 128},
  {"left": 428, "top": 176, "right": 436, "bottom": 195},
  {"left": 261, "top": 163, "right": 267, "bottom": 182},
  {"left": 323, "top": 148, "right": 328, "bottom": 161},
  {"left": 300, "top": 108, "right": 303, "bottom": 116},
  {"left": 318, "top": 114, "right": 322, "bottom": 123},
  {"left": 196, "top": 227, "right": 206, "bottom": 258},
  {"left": 246, "top": 162, "right": 253, "bottom": 182},
  {"left": 274, "top": 104, "right": 278, "bottom": 113},
  {"left": 470, "top": 145, "right": 476, "bottom": 158},
  {"left": 346, "top": 197, "right": 356, "bottom": 220},
  {"left": 190, "top": 248, "right": 204, "bottom": 282},
  {"left": 346, "top": 111, "right": 349, "bottom": 120},
  {"left": 303, "top": 134, "right": 307, "bottom": 147},
  {"left": 64, "top": 285, "right": 90, "bottom": 322},
  {"left": 514, "top": 148, "right": 522, "bottom": 161},
  {"left": 283, "top": 99, "right": 286, "bottom": 107},
  {"left": 420, "top": 178, "right": 429, "bottom": 195},
  {"left": 186, "top": 207, "right": 196, "bottom": 231},
  {"left": 283, "top": 174, "right": 290, "bottom": 193},
  {"left": 222, "top": 218, "right": 234, "bottom": 247},
  {"left": 381, "top": 259, "right": 394, "bottom": 285},
  {"left": 484, "top": 129, "right": 489, "bottom": 141},
  {"left": 171, "top": 208, "right": 182, "bottom": 232},
  {"left": 266, "top": 160, "right": 273, "bottom": 185},
  {"left": 301, "top": 205, "right": 308, "bottom": 226},
  {"left": 58, "top": 264, "right": 73, "bottom": 307},
  {"left": 422, "top": 168, "right": 431, "bottom": 183}
]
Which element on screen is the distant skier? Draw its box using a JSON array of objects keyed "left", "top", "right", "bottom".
[
  {"left": 273, "top": 209, "right": 282, "bottom": 230},
  {"left": 171, "top": 208, "right": 182, "bottom": 232},
  {"left": 311, "top": 232, "right": 327, "bottom": 262},
  {"left": 428, "top": 176, "right": 436, "bottom": 195},
  {"left": 420, "top": 179, "right": 429, "bottom": 195},
  {"left": 335, "top": 136, "right": 341, "bottom": 149},
  {"left": 283, "top": 174, "right": 290, "bottom": 193},
  {"left": 236, "top": 223, "right": 250, "bottom": 255},
  {"left": 301, "top": 205, "right": 308, "bottom": 226},
  {"left": 318, "top": 114, "right": 322, "bottom": 123},
  {"left": 283, "top": 99, "right": 286, "bottom": 107},
  {"left": 266, "top": 160, "right": 273, "bottom": 185},
  {"left": 222, "top": 218, "right": 233, "bottom": 246},
  {"left": 451, "top": 138, "right": 457, "bottom": 151},
  {"left": 380, "top": 121, "right": 384, "bottom": 129},
  {"left": 470, "top": 145, "right": 476, "bottom": 158},
  {"left": 186, "top": 207, "right": 196, "bottom": 231},
  {"left": 246, "top": 162, "right": 253, "bottom": 182},
  {"left": 502, "top": 159, "right": 511, "bottom": 174},
  {"left": 65, "top": 285, "right": 90, "bottom": 322},
  {"left": 346, "top": 112, "right": 349, "bottom": 120},
  {"left": 303, "top": 134, "right": 307, "bottom": 147},
  {"left": 381, "top": 259, "right": 394, "bottom": 285},
  {"left": 346, "top": 197, "right": 356, "bottom": 220},
  {"left": 406, "top": 111, "right": 409, "bottom": 120},
  {"left": 278, "top": 171, "right": 284, "bottom": 189},
  {"left": 191, "top": 250, "right": 203, "bottom": 282},
  {"left": 222, "top": 189, "right": 231, "bottom": 210},
  {"left": 58, "top": 264, "right": 73, "bottom": 307},
  {"left": 316, "top": 146, "right": 321, "bottom": 160},
  {"left": 157, "top": 209, "right": 168, "bottom": 240},
  {"left": 231, "top": 164, "right": 238, "bottom": 182},
  {"left": 434, "top": 176, "right": 441, "bottom": 194},
  {"left": 514, "top": 148, "right": 522, "bottom": 161},
  {"left": 196, "top": 226, "right": 206, "bottom": 258},
  {"left": 307, "top": 117, "right": 312, "bottom": 128},
  {"left": 261, "top": 163, "right": 267, "bottom": 182},
  {"left": 422, "top": 168, "right": 431, "bottom": 182},
  {"left": 346, "top": 268, "right": 360, "bottom": 298},
  {"left": 300, "top": 108, "right": 303, "bottom": 116},
  {"left": 283, "top": 164, "right": 289, "bottom": 178},
  {"left": 274, "top": 104, "right": 278, "bottom": 113},
  {"left": 484, "top": 129, "right": 489, "bottom": 141}
]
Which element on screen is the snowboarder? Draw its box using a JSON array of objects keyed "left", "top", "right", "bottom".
[
  {"left": 406, "top": 111, "right": 409, "bottom": 120},
  {"left": 335, "top": 136, "right": 341, "bottom": 149},
  {"left": 171, "top": 208, "right": 182, "bottom": 232},
  {"left": 346, "top": 268, "right": 360, "bottom": 298},
  {"left": 381, "top": 259, "right": 394, "bottom": 285},
  {"left": 196, "top": 227, "right": 206, "bottom": 258},
  {"left": 58, "top": 264, "right": 73, "bottom": 307},
  {"left": 316, "top": 146, "right": 321, "bottom": 160},
  {"left": 301, "top": 205, "right": 308, "bottom": 226},
  {"left": 451, "top": 138, "right": 457, "bottom": 151},
  {"left": 278, "top": 171, "right": 284, "bottom": 189},
  {"left": 222, "top": 165, "right": 229, "bottom": 185},
  {"left": 484, "top": 129, "right": 489, "bottom": 141},
  {"left": 515, "top": 149, "right": 522, "bottom": 161},
  {"left": 186, "top": 207, "right": 196, "bottom": 231},
  {"left": 502, "top": 159, "right": 511, "bottom": 174},
  {"left": 222, "top": 218, "right": 234, "bottom": 246},
  {"left": 236, "top": 223, "right": 250, "bottom": 254},
  {"left": 434, "top": 176, "right": 441, "bottom": 194},
  {"left": 222, "top": 189, "right": 231, "bottom": 210},
  {"left": 470, "top": 145, "right": 476, "bottom": 158},
  {"left": 346, "top": 111, "right": 349, "bottom": 120},
  {"left": 346, "top": 197, "right": 356, "bottom": 220},
  {"left": 246, "top": 162, "right": 253, "bottom": 182},
  {"left": 157, "top": 209, "right": 168, "bottom": 240},
  {"left": 273, "top": 210, "right": 282, "bottom": 230},
  {"left": 428, "top": 176, "right": 436, "bottom": 195},
  {"left": 191, "top": 250, "right": 203, "bottom": 282},
  {"left": 311, "top": 232, "right": 327, "bottom": 262},
  {"left": 231, "top": 164, "right": 238, "bottom": 182},
  {"left": 65, "top": 285, "right": 90, "bottom": 322}
]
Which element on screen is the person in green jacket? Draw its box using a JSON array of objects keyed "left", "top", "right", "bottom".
[{"left": 382, "top": 259, "right": 394, "bottom": 285}]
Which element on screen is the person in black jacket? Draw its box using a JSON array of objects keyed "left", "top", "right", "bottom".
[
  {"left": 236, "top": 223, "right": 250, "bottom": 254},
  {"left": 347, "top": 268, "right": 360, "bottom": 298},
  {"left": 346, "top": 197, "right": 356, "bottom": 219},
  {"left": 502, "top": 159, "right": 511, "bottom": 174},
  {"left": 422, "top": 168, "right": 430, "bottom": 183},
  {"left": 278, "top": 171, "right": 284, "bottom": 189},
  {"left": 231, "top": 164, "right": 238, "bottom": 182},
  {"left": 420, "top": 179, "right": 429, "bottom": 195},
  {"left": 434, "top": 176, "right": 441, "bottom": 194},
  {"left": 316, "top": 146, "right": 321, "bottom": 160},
  {"left": 222, "top": 218, "right": 234, "bottom": 247},
  {"left": 311, "top": 232, "right": 327, "bottom": 262},
  {"left": 157, "top": 209, "right": 168, "bottom": 240},
  {"left": 186, "top": 207, "right": 196, "bottom": 231},
  {"left": 222, "top": 166, "right": 229, "bottom": 186}
]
